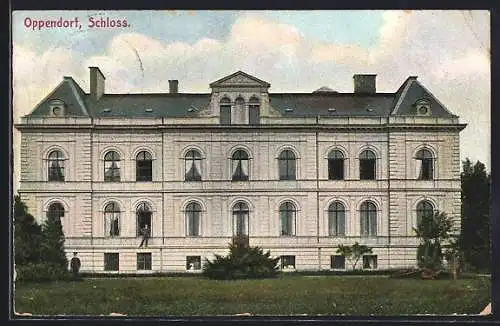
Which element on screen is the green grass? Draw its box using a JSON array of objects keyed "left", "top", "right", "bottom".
[{"left": 14, "top": 275, "right": 491, "bottom": 316}]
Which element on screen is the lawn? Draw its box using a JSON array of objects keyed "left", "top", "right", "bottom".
[{"left": 14, "top": 275, "right": 491, "bottom": 316}]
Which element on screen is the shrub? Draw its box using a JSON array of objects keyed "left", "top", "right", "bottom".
[
  {"left": 16, "top": 263, "right": 70, "bottom": 282},
  {"left": 203, "top": 243, "right": 280, "bottom": 280}
]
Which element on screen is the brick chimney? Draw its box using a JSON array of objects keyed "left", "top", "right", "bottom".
[
  {"left": 353, "top": 74, "right": 376, "bottom": 94},
  {"left": 89, "top": 67, "right": 106, "bottom": 101},
  {"left": 169, "top": 80, "right": 178, "bottom": 94}
]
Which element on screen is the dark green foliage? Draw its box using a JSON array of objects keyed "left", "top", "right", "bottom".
[
  {"left": 16, "top": 262, "right": 70, "bottom": 282},
  {"left": 336, "top": 242, "right": 373, "bottom": 270},
  {"left": 203, "top": 243, "right": 280, "bottom": 280},
  {"left": 14, "top": 195, "right": 42, "bottom": 266},
  {"left": 414, "top": 210, "right": 455, "bottom": 278},
  {"left": 460, "top": 159, "right": 491, "bottom": 272},
  {"left": 40, "top": 214, "right": 68, "bottom": 270}
]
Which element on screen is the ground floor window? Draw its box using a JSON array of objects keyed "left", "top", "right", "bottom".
[
  {"left": 137, "top": 253, "right": 152, "bottom": 270},
  {"left": 281, "top": 255, "right": 296, "bottom": 270},
  {"left": 363, "top": 255, "right": 378, "bottom": 269},
  {"left": 104, "top": 253, "right": 119, "bottom": 271},
  {"left": 186, "top": 256, "right": 202, "bottom": 271},
  {"left": 330, "top": 255, "right": 345, "bottom": 269}
]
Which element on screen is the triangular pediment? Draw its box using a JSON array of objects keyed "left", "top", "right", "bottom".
[{"left": 210, "top": 71, "right": 270, "bottom": 88}]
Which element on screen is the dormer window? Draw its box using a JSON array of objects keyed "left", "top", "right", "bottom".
[
  {"left": 49, "top": 99, "right": 66, "bottom": 116},
  {"left": 220, "top": 96, "right": 231, "bottom": 125},
  {"left": 248, "top": 96, "right": 260, "bottom": 125},
  {"left": 415, "top": 99, "right": 431, "bottom": 116}
]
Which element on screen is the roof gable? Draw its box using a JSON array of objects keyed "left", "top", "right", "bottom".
[
  {"left": 209, "top": 70, "right": 271, "bottom": 88},
  {"left": 26, "top": 77, "right": 89, "bottom": 117},
  {"left": 391, "top": 78, "right": 455, "bottom": 117}
]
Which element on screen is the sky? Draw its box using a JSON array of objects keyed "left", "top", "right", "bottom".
[{"left": 11, "top": 10, "right": 490, "bottom": 191}]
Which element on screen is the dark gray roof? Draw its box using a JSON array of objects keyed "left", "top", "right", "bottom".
[
  {"left": 24, "top": 73, "right": 457, "bottom": 119},
  {"left": 269, "top": 93, "right": 395, "bottom": 117},
  {"left": 91, "top": 94, "right": 210, "bottom": 118},
  {"left": 29, "top": 77, "right": 89, "bottom": 117}
]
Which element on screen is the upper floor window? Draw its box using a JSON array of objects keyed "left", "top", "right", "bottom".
[
  {"left": 249, "top": 96, "right": 260, "bottom": 125},
  {"left": 185, "top": 150, "right": 202, "bottom": 181},
  {"left": 104, "top": 202, "right": 120, "bottom": 236},
  {"left": 233, "top": 202, "right": 249, "bottom": 237},
  {"left": 136, "top": 202, "right": 152, "bottom": 237},
  {"left": 232, "top": 149, "right": 249, "bottom": 181},
  {"left": 328, "top": 201, "right": 346, "bottom": 236},
  {"left": 185, "top": 202, "right": 201, "bottom": 236},
  {"left": 278, "top": 150, "right": 296, "bottom": 181},
  {"left": 328, "top": 150, "right": 344, "bottom": 180},
  {"left": 360, "top": 201, "right": 377, "bottom": 236},
  {"left": 359, "top": 150, "right": 376, "bottom": 180},
  {"left": 220, "top": 96, "right": 231, "bottom": 125},
  {"left": 48, "top": 150, "right": 65, "bottom": 182},
  {"left": 104, "top": 151, "right": 121, "bottom": 182},
  {"left": 280, "top": 201, "right": 296, "bottom": 236},
  {"left": 416, "top": 149, "right": 434, "bottom": 180},
  {"left": 416, "top": 200, "right": 434, "bottom": 227},
  {"left": 136, "top": 151, "right": 152, "bottom": 182},
  {"left": 47, "top": 202, "right": 65, "bottom": 223}
]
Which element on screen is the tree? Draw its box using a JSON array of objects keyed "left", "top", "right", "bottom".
[
  {"left": 40, "top": 214, "right": 68, "bottom": 270},
  {"left": 14, "top": 195, "right": 42, "bottom": 266},
  {"left": 414, "top": 210, "right": 456, "bottom": 279},
  {"left": 460, "top": 159, "right": 491, "bottom": 272},
  {"left": 336, "top": 242, "right": 373, "bottom": 270}
]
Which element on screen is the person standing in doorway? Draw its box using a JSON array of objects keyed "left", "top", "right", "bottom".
[
  {"left": 70, "top": 252, "right": 81, "bottom": 280},
  {"left": 139, "top": 224, "right": 150, "bottom": 248}
]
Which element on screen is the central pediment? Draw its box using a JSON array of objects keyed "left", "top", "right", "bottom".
[{"left": 209, "top": 71, "right": 271, "bottom": 88}]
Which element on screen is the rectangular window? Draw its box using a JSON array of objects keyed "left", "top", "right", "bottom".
[
  {"left": 137, "top": 253, "right": 152, "bottom": 270},
  {"left": 363, "top": 255, "right": 378, "bottom": 269},
  {"left": 419, "top": 159, "right": 433, "bottom": 180},
  {"left": 328, "top": 159, "right": 344, "bottom": 180},
  {"left": 186, "top": 256, "right": 202, "bottom": 271},
  {"left": 104, "top": 253, "right": 119, "bottom": 271},
  {"left": 330, "top": 255, "right": 345, "bottom": 269},
  {"left": 281, "top": 255, "right": 296, "bottom": 269},
  {"left": 249, "top": 105, "right": 260, "bottom": 125},
  {"left": 220, "top": 105, "right": 231, "bottom": 125},
  {"left": 136, "top": 161, "right": 152, "bottom": 182},
  {"left": 360, "top": 159, "right": 375, "bottom": 180}
]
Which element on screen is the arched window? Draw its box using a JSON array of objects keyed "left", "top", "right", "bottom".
[
  {"left": 233, "top": 202, "right": 249, "bottom": 237},
  {"left": 136, "top": 202, "right": 152, "bottom": 236},
  {"left": 416, "top": 149, "right": 434, "bottom": 180},
  {"left": 359, "top": 150, "right": 376, "bottom": 180},
  {"left": 328, "top": 150, "right": 344, "bottom": 180},
  {"left": 416, "top": 200, "right": 434, "bottom": 227},
  {"left": 249, "top": 96, "right": 260, "bottom": 125},
  {"left": 185, "top": 202, "right": 201, "bottom": 236},
  {"left": 220, "top": 96, "right": 231, "bottom": 125},
  {"left": 185, "top": 150, "right": 202, "bottom": 181},
  {"left": 328, "top": 201, "right": 346, "bottom": 236},
  {"left": 104, "top": 202, "right": 120, "bottom": 236},
  {"left": 47, "top": 202, "right": 65, "bottom": 222},
  {"left": 48, "top": 150, "right": 65, "bottom": 181},
  {"left": 136, "top": 151, "right": 152, "bottom": 181},
  {"left": 360, "top": 201, "right": 377, "bottom": 236},
  {"left": 104, "top": 151, "right": 121, "bottom": 182},
  {"left": 279, "top": 150, "right": 296, "bottom": 181},
  {"left": 232, "top": 149, "right": 249, "bottom": 181},
  {"left": 280, "top": 202, "right": 296, "bottom": 236}
]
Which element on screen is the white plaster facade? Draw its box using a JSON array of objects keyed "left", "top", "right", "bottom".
[{"left": 16, "top": 70, "right": 465, "bottom": 273}]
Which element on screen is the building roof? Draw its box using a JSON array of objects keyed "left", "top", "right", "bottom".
[{"left": 24, "top": 71, "right": 457, "bottom": 119}]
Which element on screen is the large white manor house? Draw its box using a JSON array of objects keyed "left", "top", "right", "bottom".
[{"left": 16, "top": 67, "right": 465, "bottom": 273}]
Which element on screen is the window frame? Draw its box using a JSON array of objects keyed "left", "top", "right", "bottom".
[
  {"left": 47, "top": 202, "right": 65, "bottom": 222},
  {"left": 360, "top": 201, "right": 377, "bottom": 236},
  {"left": 280, "top": 255, "right": 296, "bottom": 270},
  {"left": 279, "top": 201, "right": 297, "bottom": 236},
  {"left": 104, "top": 150, "right": 121, "bottom": 182},
  {"left": 186, "top": 256, "right": 202, "bottom": 271},
  {"left": 416, "top": 149, "right": 434, "bottom": 180},
  {"left": 362, "top": 255, "right": 378, "bottom": 269},
  {"left": 416, "top": 200, "right": 434, "bottom": 227},
  {"left": 359, "top": 150, "right": 376, "bottom": 180},
  {"left": 184, "top": 149, "right": 202, "bottom": 181},
  {"left": 185, "top": 202, "right": 202, "bottom": 237},
  {"left": 136, "top": 253, "right": 152, "bottom": 270},
  {"left": 232, "top": 201, "right": 249, "bottom": 237},
  {"left": 328, "top": 201, "right": 346, "bottom": 236},
  {"left": 47, "top": 150, "right": 65, "bottom": 182},
  {"left": 328, "top": 150, "right": 345, "bottom": 180},
  {"left": 136, "top": 151, "right": 153, "bottom": 182},
  {"left": 104, "top": 202, "right": 120, "bottom": 237},
  {"left": 330, "top": 255, "right": 346, "bottom": 270},
  {"left": 104, "top": 253, "right": 119, "bottom": 271},
  {"left": 278, "top": 150, "right": 297, "bottom": 181},
  {"left": 231, "top": 149, "right": 250, "bottom": 181},
  {"left": 136, "top": 202, "right": 152, "bottom": 237}
]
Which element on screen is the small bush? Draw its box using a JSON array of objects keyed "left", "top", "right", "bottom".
[
  {"left": 203, "top": 243, "right": 280, "bottom": 280},
  {"left": 16, "top": 263, "right": 70, "bottom": 282}
]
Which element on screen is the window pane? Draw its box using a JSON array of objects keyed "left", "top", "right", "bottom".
[
  {"left": 185, "top": 151, "right": 202, "bottom": 181},
  {"left": 186, "top": 256, "right": 202, "bottom": 270},
  {"left": 281, "top": 255, "right": 295, "bottom": 269},
  {"left": 331, "top": 255, "right": 345, "bottom": 269},
  {"left": 137, "top": 253, "right": 152, "bottom": 270},
  {"left": 104, "top": 253, "right": 119, "bottom": 271},
  {"left": 249, "top": 105, "right": 260, "bottom": 125},
  {"left": 360, "top": 159, "right": 375, "bottom": 180},
  {"left": 220, "top": 105, "right": 231, "bottom": 125},
  {"left": 328, "top": 159, "right": 344, "bottom": 180}
]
